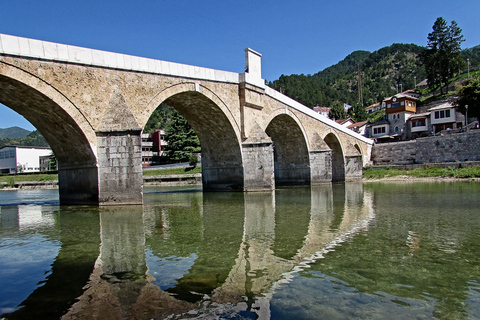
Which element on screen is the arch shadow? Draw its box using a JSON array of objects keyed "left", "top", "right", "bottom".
[
  {"left": 0, "top": 67, "right": 98, "bottom": 204},
  {"left": 266, "top": 114, "right": 310, "bottom": 186},
  {"left": 160, "top": 90, "right": 244, "bottom": 191},
  {"left": 324, "top": 133, "right": 345, "bottom": 182}
]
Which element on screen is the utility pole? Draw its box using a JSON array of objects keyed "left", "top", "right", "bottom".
[{"left": 357, "top": 66, "right": 363, "bottom": 106}]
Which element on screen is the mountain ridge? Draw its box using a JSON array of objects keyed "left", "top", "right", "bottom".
[
  {"left": 0, "top": 126, "right": 31, "bottom": 139},
  {"left": 267, "top": 43, "right": 480, "bottom": 109}
]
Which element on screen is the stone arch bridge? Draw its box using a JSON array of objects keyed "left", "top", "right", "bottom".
[{"left": 0, "top": 34, "right": 372, "bottom": 205}]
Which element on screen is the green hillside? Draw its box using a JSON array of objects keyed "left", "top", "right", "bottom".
[
  {"left": 267, "top": 43, "right": 480, "bottom": 111},
  {"left": 0, "top": 126, "right": 31, "bottom": 139},
  {"left": 0, "top": 130, "right": 49, "bottom": 148}
]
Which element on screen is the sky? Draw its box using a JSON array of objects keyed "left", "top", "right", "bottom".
[{"left": 1, "top": 0, "right": 480, "bottom": 131}]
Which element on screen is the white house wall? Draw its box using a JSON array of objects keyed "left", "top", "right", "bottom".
[{"left": 16, "top": 148, "right": 51, "bottom": 173}]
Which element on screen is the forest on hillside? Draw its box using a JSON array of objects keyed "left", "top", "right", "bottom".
[
  {"left": 267, "top": 43, "right": 480, "bottom": 110},
  {"left": 0, "top": 130, "right": 49, "bottom": 148}
]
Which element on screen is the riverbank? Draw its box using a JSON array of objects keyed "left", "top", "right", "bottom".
[
  {"left": 362, "top": 164, "right": 480, "bottom": 181},
  {"left": 2, "top": 165, "right": 480, "bottom": 190}
]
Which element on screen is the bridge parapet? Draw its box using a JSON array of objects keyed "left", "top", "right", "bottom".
[{"left": 0, "top": 33, "right": 239, "bottom": 83}]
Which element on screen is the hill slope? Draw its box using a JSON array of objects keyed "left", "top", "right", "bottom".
[
  {"left": 0, "top": 126, "right": 31, "bottom": 139},
  {"left": 267, "top": 43, "right": 480, "bottom": 110}
]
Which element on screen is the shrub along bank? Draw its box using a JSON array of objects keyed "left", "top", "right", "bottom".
[{"left": 363, "top": 165, "right": 480, "bottom": 180}]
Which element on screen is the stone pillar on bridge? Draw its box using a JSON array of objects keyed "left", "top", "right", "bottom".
[
  {"left": 240, "top": 49, "right": 275, "bottom": 191},
  {"left": 96, "top": 87, "right": 144, "bottom": 205},
  {"left": 344, "top": 155, "right": 363, "bottom": 181},
  {"left": 309, "top": 134, "right": 333, "bottom": 184},
  {"left": 309, "top": 150, "right": 333, "bottom": 184}
]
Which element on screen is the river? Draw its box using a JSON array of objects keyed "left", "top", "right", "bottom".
[{"left": 1, "top": 182, "right": 480, "bottom": 319}]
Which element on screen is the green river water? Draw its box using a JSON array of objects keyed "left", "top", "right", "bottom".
[{"left": 1, "top": 181, "right": 480, "bottom": 319}]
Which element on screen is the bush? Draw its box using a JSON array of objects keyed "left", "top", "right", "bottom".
[{"left": 188, "top": 154, "right": 198, "bottom": 168}]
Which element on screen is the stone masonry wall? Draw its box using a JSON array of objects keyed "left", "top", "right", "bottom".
[{"left": 372, "top": 130, "right": 480, "bottom": 165}]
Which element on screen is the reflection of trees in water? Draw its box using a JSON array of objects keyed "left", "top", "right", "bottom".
[
  {"left": 7, "top": 183, "right": 375, "bottom": 319},
  {"left": 310, "top": 182, "right": 480, "bottom": 320},
  {"left": 2, "top": 207, "right": 100, "bottom": 320}
]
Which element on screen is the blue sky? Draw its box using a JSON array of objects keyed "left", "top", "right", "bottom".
[{"left": 1, "top": 0, "right": 480, "bottom": 131}]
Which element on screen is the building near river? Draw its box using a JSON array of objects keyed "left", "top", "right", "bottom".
[
  {"left": 0, "top": 146, "right": 52, "bottom": 174},
  {"left": 141, "top": 129, "right": 167, "bottom": 166}
]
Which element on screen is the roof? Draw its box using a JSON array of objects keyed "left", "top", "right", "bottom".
[
  {"left": 427, "top": 102, "right": 454, "bottom": 112},
  {"left": 384, "top": 93, "right": 419, "bottom": 101},
  {"left": 0, "top": 145, "right": 51, "bottom": 150},
  {"left": 366, "top": 103, "right": 380, "bottom": 110},
  {"left": 408, "top": 112, "right": 430, "bottom": 119},
  {"left": 369, "top": 119, "right": 389, "bottom": 126},
  {"left": 347, "top": 120, "right": 368, "bottom": 129},
  {"left": 335, "top": 118, "right": 353, "bottom": 125},
  {"left": 417, "top": 79, "right": 428, "bottom": 87},
  {"left": 313, "top": 106, "right": 330, "bottom": 112}
]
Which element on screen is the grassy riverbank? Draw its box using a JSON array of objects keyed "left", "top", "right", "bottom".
[
  {"left": 0, "top": 166, "right": 202, "bottom": 186},
  {"left": 143, "top": 166, "right": 201, "bottom": 176},
  {"left": 2, "top": 165, "right": 480, "bottom": 187},
  {"left": 363, "top": 166, "right": 480, "bottom": 180}
]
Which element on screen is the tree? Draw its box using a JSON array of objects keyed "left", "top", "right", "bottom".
[
  {"left": 163, "top": 109, "right": 201, "bottom": 162},
  {"left": 454, "top": 75, "right": 480, "bottom": 122},
  {"left": 144, "top": 103, "right": 176, "bottom": 133},
  {"left": 349, "top": 104, "right": 368, "bottom": 122},
  {"left": 421, "top": 17, "right": 465, "bottom": 94},
  {"left": 328, "top": 101, "right": 347, "bottom": 120}
]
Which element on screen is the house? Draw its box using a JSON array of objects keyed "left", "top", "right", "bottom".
[
  {"left": 405, "top": 102, "right": 468, "bottom": 139},
  {"left": 369, "top": 119, "right": 390, "bottom": 140},
  {"left": 0, "top": 146, "right": 52, "bottom": 174},
  {"left": 347, "top": 120, "right": 368, "bottom": 136},
  {"left": 366, "top": 102, "right": 382, "bottom": 114},
  {"left": 141, "top": 129, "right": 167, "bottom": 166},
  {"left": 384, "top": 93, "right": 418, "bottom": 137},
  {"left": 407, "top": 112, "right": 430, "bottom": 139},
  {"left": 428, "top": 102, "right": 465, "bottom": 134},
  {"left": 402, "top": 89, "right": 421, "bottom": 99},
  {"left": 417, "top": 79, "right": 428, "bottom": 90},
  {"left": 313, "top": 106, "right": 330, "bottom": 117},
  {"left": 335, "top": 118, "right": 354, "bottom": 127}
]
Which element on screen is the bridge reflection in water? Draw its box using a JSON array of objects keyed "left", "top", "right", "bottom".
[{"left": 0, "top": 184, "right": 373, "bottom": 319}]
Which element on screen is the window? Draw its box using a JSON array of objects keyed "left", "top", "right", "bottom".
[
  {"left": 392, "top": 102, "right": 400, "bottom": 108},
  {"left": 395, "top": 126, "right": 399, "bottom": 132},
  {"left": 412, "top": 120, "right": 425, "bottom": 127},
  {"left": 373, "top": 127, "right": 386, "bottom": 135},
  {"left": 401, "top": 101, "right": 405, "bottom": 106},
  {"left": 393, "top": 114, "right": 396, "bottom": 119},
  {"left": 434, "top": 109, "right": 452, "bottom": 119},
  {"left": 387, "top": 104, "right": 391, "bottom": 108}
]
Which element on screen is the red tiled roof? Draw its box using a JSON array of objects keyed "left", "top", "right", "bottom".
[
  {"left": 365, "top": 103, "right": 380, "bottom": 110},
  {"left": 347, "top": 120, "right": 368, "bottom": 128}
]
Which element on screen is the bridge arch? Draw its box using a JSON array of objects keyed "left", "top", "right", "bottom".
[
  {"left": 145, "top": 83, "right": 244, "bottom": 191},
  {"left": 265, "top": 113, "right": 310, "bottom": 186},
  {"left": 324, "top": 132, "right": 345, "bottom": 182},
  {"left": 0, "top": 62, "right": 99, "bottom": 204}
]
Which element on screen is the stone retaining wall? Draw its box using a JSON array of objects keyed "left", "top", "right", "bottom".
[{"left": 372, "top": 130, "right": 480, "bottom": 165}]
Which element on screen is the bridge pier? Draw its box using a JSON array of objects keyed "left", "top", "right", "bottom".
[
  {"left": 241, "top": 141, "right": 275, "bottom": 191},
  {"left": 309, "top": 150, "right": 333, "bottom": 184},
  {"left": 58, "top": 165, "right": 99, "bottom": 205},
  {"left": 202, "top": 164, "right": 244, "bottom": 191},
  {"left": 344, "top": 155, "right": 363, "bottom": 181},
  {"left": 96, "top": 130, "right": 144, "bottom": 205}
]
